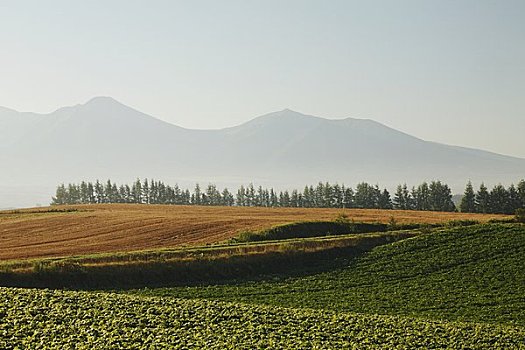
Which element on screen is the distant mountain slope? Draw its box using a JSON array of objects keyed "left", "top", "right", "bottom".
[{"left": 1, "top": 97, "right": 524, "bottom": 207}]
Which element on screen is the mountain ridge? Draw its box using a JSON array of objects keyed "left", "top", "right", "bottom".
[{"left": 1, "top": 96, "right": 524, "bottom": 208}]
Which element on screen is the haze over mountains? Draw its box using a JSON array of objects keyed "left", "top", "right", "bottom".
[{"left": 1, "top": 96, "right": 525, "bottom": 208}]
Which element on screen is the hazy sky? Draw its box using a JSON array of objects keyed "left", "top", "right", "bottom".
[{"left": 1, "top": 0, "right": 524, "bottom": 157}]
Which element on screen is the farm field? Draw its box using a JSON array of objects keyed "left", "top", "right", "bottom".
[
  {"left": 1, "top": 205, "right": 523, "bottom": 348},
  {"left": 1, "top": 287, "right": 524, "bottom": 349},
  {"left": 136, "top": 224, "right": 525, "bottom": 326},
  {"left": 1, "top": 223, "right": 524, "bottom": 348},
  {"left": 0, "top": 204, "right": 509, "bottom": 260}
]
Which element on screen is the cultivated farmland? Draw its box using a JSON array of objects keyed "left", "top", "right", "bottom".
[
  {"left": 1, "top": 287, "right": 524, "bottom": 349},
  {"left": 1, "top": 205, "right": 523, "bottom": 348},
  {"left": 0, "top": 204, "right": 508, "bottom": 260},
  {"left": 138, "top": 223, "right": 525, "bottom": 326}
]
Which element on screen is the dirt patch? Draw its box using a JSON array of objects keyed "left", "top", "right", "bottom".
[{"left": 0, "top": 204, "right": 508, "bottom": 260}]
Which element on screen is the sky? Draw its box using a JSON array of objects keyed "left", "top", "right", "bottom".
[{"left": 1, "top": 0, "right": 524, "bottom": 157}]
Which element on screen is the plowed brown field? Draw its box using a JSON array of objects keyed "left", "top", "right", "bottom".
[{"left": 0, "top": 204, "right": 509, "bottom": 260}]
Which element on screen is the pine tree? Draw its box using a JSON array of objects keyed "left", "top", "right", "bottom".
[
  {"left": 246, "top": 184, "right": 256, "bottom": 207},
  {"left": 507, "top": 184, "right": 521, "bottom": 214},
  {"left": 489, "top": 184, "right": 509, "bottom": 214},
  {"left": 80, "top": 181, "right": 89, "bottom": 204},
  {"left": 355, "top": 182, "right": 375, "bottom": 208},
  {"left": 517, "top": 180, "right": 525, "bottom": 208},
  {"left": 459, "top": 181, "right": 476, "bottom": 212},
  {"left": 475, "top": 183, "right": 490, "bottom": 213},
  {"left": 193, "top": 183, "right": 202, "bottom": 205},
  {"left": 87, "top": 182, "right": 95, "bottom": 203},
  {"left": 94, "top": 180, "right": 105, "bottom": 204},
  {"left": 393, "top": 184, "right": 412, "bottom": 210},
  {"left": 51, "top": 184, "right": 68, "bottom": 205},
  {"left": 269, "top": 188, "right": 278, "bottom": 207},
  {"left": 221, "top": 188, "right": 234, "bottom": 206},
  {"left": 132, "top": 179, "right": 142, "bottom": 204},
  {"left": 412, "top": 182, "right": 430, "bottom": 211},
  {"left": 236, "top": 185, "right": 246, "bottom": 206},
  {"left": 428, "top": 181, "right": 456, "bottom": 212},
  {"left": 378, "top": 189, "right": 393, "bottom": 209},
  {"left": 343, "top": 186, "right": 354, "bottom": 209}
]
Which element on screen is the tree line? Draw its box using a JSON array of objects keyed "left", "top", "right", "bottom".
[
  {"left": 51, "top": 179, "right": 458, "bottom": 212},
  {"left": 459, "top": 180, "right": 525, "bottom": 214}
]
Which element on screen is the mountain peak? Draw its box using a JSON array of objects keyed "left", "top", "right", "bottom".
[
  {"left": 259, "top": 109, "right": 318, "bottom": 120},
  {"left": 84, "top": 96, "right": 123, "bottom": 107}
]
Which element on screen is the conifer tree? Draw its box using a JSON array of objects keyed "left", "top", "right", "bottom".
[
  {"left": 236, "top": 185, "right": 246, "bottom": 206},
  {"left": 343, "top": 186, "right": 354, "bottom": 209},
  {"left": 94, "top": 180, "right": 105, "bottom": 204},
  {"left": 393, "top": 184, "right": 411, "bottom": 210},
  {"left": 459, "top": 181, "right": 476, "bottom": 213},
  {"left": 475, "top": 183, "right": 490, "bottom": 213},
  {"left": 132, "top": 179, "right": 142, "bottom": 203},
  {"left": 507, "top": 184, "right": 521, "bottom": 214},
  {"left": 51, "top": 184, "right": 68, "bottom": 205},
  {"left": 378, "top": 189, "right": 393, "bottom": 209},
  {"left": 193, "top": 183, "right": 202, "bottom": 205},
  {"left": 489, "top": 184, "right": 509, "bottom": 214},
  {"left": 517, "top": 180, "right": 525, "bottom": 208}
]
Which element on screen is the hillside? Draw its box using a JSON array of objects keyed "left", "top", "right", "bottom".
[
  {"left": 0, "top": 204, "right": 506, "bottom": 260},
  {"left": 2, "top": 223, "right": 524, "bottom": 348},
  {"left": 2, "top": 97, "right": 525, "bottom": 208},
  {"left": 138, "top": 223, "right": 525, "bottom": 326}
]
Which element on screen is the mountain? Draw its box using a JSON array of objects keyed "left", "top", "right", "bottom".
[{"left": 1, "top": 97, "right": 525, "bottom": 208}]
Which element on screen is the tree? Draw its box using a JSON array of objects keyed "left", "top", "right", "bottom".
[
  {"left": 51, "top": 184, "right": 68, "bottom": 205},
  {"left": 269, "top": 188, "right": 278, "bottom": 207},
  {"left": 428, "top": 181, "right": 456, "bottom": 212},
  {"left": 343, "top": 186, "right": 354, "bottom": 209},
  {"left": 459, "top": 181, "right": 476, "bottom": 213},
  {"left": 87, "top": 182, "right": 95, "bottom": 204},
  {"left": 205, "top": 184, "right": 221, "bottom": 206},
  {"left": 246, "top": 184, "right": 256, "bottom": 207},
  {"left": 94, "top": 180, "right": 105, "bottom": 204},
  {"left": 279, "top": 190, "right": 291, "bottom": 207},
  {"left": 489, "top": 184, "right": 509, "bottom": 214},
  {"left": 517, "top": 180, "right": 525, "bottom": 208},
  {"left": 193, "top": 183, "right": 202, "bottom": 205},
  {"left": 142, "top": 179, "right": 150, "bottom": 204},
  {"left": 475, "top": 183, "right": 490, "bottom": 213},
  {"left": 393, "top": 184, "right": 411, "bottom": 210},
  {"left": 354, "top": 182, "right": 378, "bottom": 209},
  {"left": 412, "top": 182, "right": 430, "bottom": 211},
  {"left": 290, "top": 189, "right": 300, "bottom": 207},
  {"left": 236, "top": 185, "right": 246, "bottom": 206},
  {"left": 80, "top": 181, "right": 90, "bottom": 204},
  {"left": 221, "top": 188, "right": 234, "bottom": 206},
  {"left": 507, "top": 184, "right": 521, "bottom": 214},
  {"left": 378, "top": 189, "right": 393, "bottom": 209}
]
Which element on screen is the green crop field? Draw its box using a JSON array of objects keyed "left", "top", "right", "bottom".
[
  {"left": 136, "top": 224, "right": 525, "bottom": 327},
  {"left": 1, "top": 288, "right": 524, "bottom": 349},
  {"left": 1, "top": 222, "right": 525, "bottom": 348}
]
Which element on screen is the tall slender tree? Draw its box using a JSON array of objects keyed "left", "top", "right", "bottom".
[{"left": 459, "top": 181, "right": 476, "bottom": 213}]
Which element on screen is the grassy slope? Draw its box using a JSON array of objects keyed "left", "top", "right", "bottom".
[
  {"left": 1, "top": 288, "right": 524, "bottom": 349},
  {"left": 135, "top": 224, "right": 525, "bottom": 326},
  {"left": 0, "top": 231, "right": 416, "bottom": 289}
]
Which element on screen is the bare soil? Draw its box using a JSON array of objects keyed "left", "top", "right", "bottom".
[{"left": 0, "top": 204, "right": 508, "bottom": 260}]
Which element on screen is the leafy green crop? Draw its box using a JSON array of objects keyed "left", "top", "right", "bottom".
[
  {"left": 138, "top": 224, "right": 525, "bottom": 326},
  {"left": 1, "top": 287, "right": 524, "bottom": 349}
]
